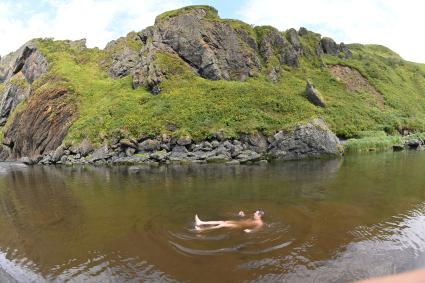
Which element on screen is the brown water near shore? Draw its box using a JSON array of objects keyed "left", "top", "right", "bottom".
[{"left": 0, "top": 151, "right": 425, "bottom": 282}]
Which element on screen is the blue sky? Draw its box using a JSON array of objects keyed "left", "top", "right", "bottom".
[{"left": 1, "top": 0, "right": 424, "bottom": 63}]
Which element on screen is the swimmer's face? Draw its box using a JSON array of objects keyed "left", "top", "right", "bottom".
[{"left": 254, "top": 210, "right": 264, "bottom": 220}]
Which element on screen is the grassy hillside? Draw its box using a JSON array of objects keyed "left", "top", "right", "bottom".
[{"left": 26, "top": 12, "right": 425, "bottom": 148}]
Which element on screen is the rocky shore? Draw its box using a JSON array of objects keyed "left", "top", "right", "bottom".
[{"left": 17, "top": 119, "right": 342, "bottom": 166}]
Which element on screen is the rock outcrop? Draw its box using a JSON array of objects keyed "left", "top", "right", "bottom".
[
  {"left": 105, "top": 6, "right": 349, "bottom": 91},
  {"left": 0, "top": 40, "right": 48, "bottom": 126},
  {"left": 131, "top": 7, "right": 261, "bottom": 90},
  {"left": 0, "top": 87, "right": 77, "bottom": 160},
  {"left": 104, "top": 32, "right": 141, "bottom": 78},
  {"left": 268, "top": 119, "right": 341, "bottom": 160},
  {"left": 0, "top": 40, "right": 48, "bottom": 83},
  {"left": 306, "top": 80, "right": 326, "bottom": 107},
  {"left": 320, "top": 37, "right": 352, "bottom": 59}
]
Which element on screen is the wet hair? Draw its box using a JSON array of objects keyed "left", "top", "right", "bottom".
[{"left": 255, "top": 210, "right": 265, "bottom": 217}]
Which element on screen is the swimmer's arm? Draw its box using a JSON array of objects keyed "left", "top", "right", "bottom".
[{"left": 243, "top": 226, "right": 262, "bottom": 233}]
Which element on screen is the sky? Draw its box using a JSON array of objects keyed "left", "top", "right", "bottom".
[{"left": 0, "top": 0, "right": 424, "bottom": 63}]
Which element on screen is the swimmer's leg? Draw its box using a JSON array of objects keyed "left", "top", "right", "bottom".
[
  {"left": 195, "top": 223, "right": 226, "bottom": 232},
  {"left": 195, "top": 215, "right": 224, "bottom": 226}
]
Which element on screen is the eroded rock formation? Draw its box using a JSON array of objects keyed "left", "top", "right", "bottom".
[
  {"left": 1, "top": 87, "right": 77, "bottom": 160},
  {"left": 0, "top": 41, "right": 48, "bottom": 126},
  {"left": 107, "top": 6, "right": 350, "bottom": 92}
]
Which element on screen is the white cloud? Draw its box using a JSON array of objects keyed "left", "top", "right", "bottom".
[
  {"left": 239, "top": 0, "right": 425, "bottom": 63},
  {"left": 0, "top": 0, "right": 190, "bottom": 56}
]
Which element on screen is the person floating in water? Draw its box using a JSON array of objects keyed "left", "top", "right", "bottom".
[{"left": 195, "top": 210, "right": 265, "bottom": 233}]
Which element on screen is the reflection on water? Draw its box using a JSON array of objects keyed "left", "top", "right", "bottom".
[{"left": 0, "top": 152, "right": 424, "bottom": 282}]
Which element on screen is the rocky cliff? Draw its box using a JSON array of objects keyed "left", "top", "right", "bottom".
[{"left": 0, "top": 5, "right": 424, "bottom": 165}]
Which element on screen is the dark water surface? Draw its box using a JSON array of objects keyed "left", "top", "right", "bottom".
[{"left": 0, "top": 151, "right": 425, "bottom": 282}]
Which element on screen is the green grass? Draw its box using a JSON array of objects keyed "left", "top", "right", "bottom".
[
  {"left": 9, "top": 72, "right": 29, "bottom": 88},
  {"left": 344, "top": 134, "right": 403, "bottom": 153},
  {"left": 35, "top": 39, "right": 318, "bottom": 145},
  {"left": 156, "top": 5, "right": 218, "bottom": 23}
]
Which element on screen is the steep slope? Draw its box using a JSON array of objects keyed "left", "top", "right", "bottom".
[{"left": 0, "top": 5, "right": 424, "bottom": 164}]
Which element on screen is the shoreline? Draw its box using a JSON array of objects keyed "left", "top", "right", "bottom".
[
  {"left": 14, "top": 131, "right": 425, "bottom": 167},
  {"left": 13, "top": 119, "right": 343, "bottom": 166}
]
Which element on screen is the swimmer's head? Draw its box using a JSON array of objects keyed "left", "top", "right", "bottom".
[{"left": 254, "top": 210, "right": 265, "bottom": 220}]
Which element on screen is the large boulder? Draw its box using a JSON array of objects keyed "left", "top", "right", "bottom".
[
  {"left": 320, "top": 37, "right": 339, "bottom": 55},
  {"left": 269, "top": 119, "right": 342, "bottom": 160},
  {"left": 306, "top": 80, "right": 326, "bottom": 107},
  {"left": 286, "top": 28, "right": 302, "bottom": 53},
  {"left": 240, "top": 132, "right": 268, "bottom": 153}
]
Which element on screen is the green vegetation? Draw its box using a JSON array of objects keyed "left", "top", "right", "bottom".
[
  {"left": 32, "top": 33, "right": 425, "bottom": 148},
  {"left": 156, "top": 5, "right": 219, "bottom": 22},
  {"left": 9, "top": 73, "right": 29, "bottom": 89},
  {"left": 35, "top": 39, "right": 316, "bottom": 145},
  {"left": 344, "top": 131, "right": 402, "bottom": 153},
  {"left": 323, "top": 44, "right": 425, "bottom": 137}
]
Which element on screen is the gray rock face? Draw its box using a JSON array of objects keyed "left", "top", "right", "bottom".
[
  {"left": 158, "top": 9, "right": 260, "bottom": 81},
  {"left": 105, "top": 7, "right": 350, "bottom": 90},
  {"left": 0, "top": 78, "right": 31, "bottom": 126},
  {"left": 320, "top": 37, "right": 339, "bottom": 55},
  {"left": 339, "top": 43, "right": 352, "bottom": 59},
  {"left": 0, "top": 41, "right": 48, "bottom": 126},
  {"left": 306, "top": 80, "right": 326, "bottom": 107},
  {"left": 105, "top": 33, "right": 141, "bottom": 78},
  {"left": 0, "top": 41, "right": 48, "bottom": 83},
  {"left": 20, "top": 47, "right": 48, "bottom": 83},
  {"left": 286, "top": 28, "right": 302, "bottom": 53},
  {"left": 258, "top": 28, "right": 299, "bottom": 68},
  {"left": 132, "top": 8, "right": 261, "bottom": 90},
  {"left": 269, "top": 119, "right": 342, "bottom": 160}
]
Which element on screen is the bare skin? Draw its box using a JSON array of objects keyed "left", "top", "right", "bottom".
[
  {"left": 195, "top": 211, "right": 264, "bottom": 233},
  {"left": 355, "top": 268, "right": 425, "bottom": 283}
]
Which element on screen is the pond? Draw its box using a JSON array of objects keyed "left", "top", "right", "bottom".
[{"left": 0, "top": 151, "right": 425, "bottom": 282}]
